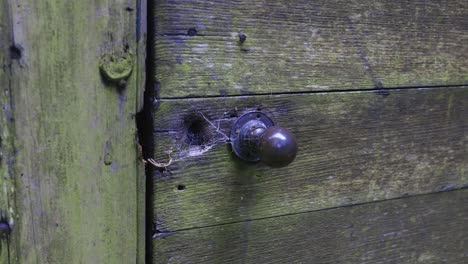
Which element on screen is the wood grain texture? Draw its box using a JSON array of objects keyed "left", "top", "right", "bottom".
[
  {"left": 153, "top": 87, "right": 468, "bottom": 231},
  {"left": 6, "top": 0, "right": 143, "bottom": 262},
  {"left": 0, "top": 1, "right": 16, "bottom": 262},
  {"left": 153, "top": 189, "right": 468, "bottom": 264},
  {"left": 153, "top": 0, "right": 468, "bottom": 98}
]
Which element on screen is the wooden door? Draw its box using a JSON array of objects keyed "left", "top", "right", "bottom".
[{"left": 151, "top": 1, "right": 468, "bottom": 263}]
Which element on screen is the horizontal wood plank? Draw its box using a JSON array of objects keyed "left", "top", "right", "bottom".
[
  {"left": 153, "top": 189, "right": 468, "bottom": 263},
  {"left": 154, "top": 0, "right": 468, "bottom": 97},
  {"left": 153, "top": 87, "right": 468, "bottom": 231}
]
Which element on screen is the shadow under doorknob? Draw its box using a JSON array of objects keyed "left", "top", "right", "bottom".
[{"left": 230, "top": 112, "right": 297, "bottom": 168}]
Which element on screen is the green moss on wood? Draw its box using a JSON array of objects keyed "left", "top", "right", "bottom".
[
  {"left": 6, "top": 1, "right": 143, "bottom": 262},
  {"left": 154, "top": 0, "right": 468, "bottom": 97}
]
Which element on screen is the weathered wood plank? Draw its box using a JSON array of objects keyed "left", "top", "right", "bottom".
[
  {"left": 136, "top": 0, "right": 148, "bottom": 262},
  {"left": 153, "top": 87, "right": 468, "bottom": 231},
  {"left": 153, "top": 189, "right": 468, "bottom": 263},
  {"left": 0, "top": 1, "right": 16, "bottom": 262},
  {"left": 154, "top": 0, "right": 468, "bottom": 97},
  {"left": 7, "top": 1, "right": 142, "bottom": 262}
]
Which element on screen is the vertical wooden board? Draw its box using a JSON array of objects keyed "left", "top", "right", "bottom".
[
  {"left": 7, "top": 1, "right": 142, "bottom": 262},
  {"left": 0, "top": 1, "right": 16, "bottom": 262},
  {"left": 154, "top": 0, "right": 468, "bottom": 97},
  {"left": 153, "top": 190, "right": 468, "bottom": 263}
]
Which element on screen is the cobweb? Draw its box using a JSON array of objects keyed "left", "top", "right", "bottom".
[{"left": 145, "top": 110, "right": 232, "bottom": 171}]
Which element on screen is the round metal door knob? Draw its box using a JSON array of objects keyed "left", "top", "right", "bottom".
[
  {"left": 230, "top": 112, "right": 297, "bottom": 168},
  {"left": 259, "top": 127, "right": 297, "bottom": 168}
]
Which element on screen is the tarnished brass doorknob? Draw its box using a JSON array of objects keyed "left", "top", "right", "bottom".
[{"left": 230, "top": 112, "right": 297, "bottom": 168}]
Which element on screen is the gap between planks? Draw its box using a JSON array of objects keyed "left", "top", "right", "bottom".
[{"left": 156, "top": 84, "right": 468, "bottom": 100}]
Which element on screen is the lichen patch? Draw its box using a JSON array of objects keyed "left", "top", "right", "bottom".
[{"left": 99, "top": 51, "right": 134, "bottom": 83}]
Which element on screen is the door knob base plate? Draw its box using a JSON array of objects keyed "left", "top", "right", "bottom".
[{"left": 230, "top": 112, "right": 274, "bottom": 162}]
